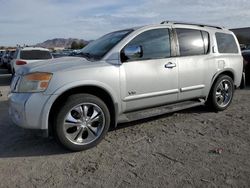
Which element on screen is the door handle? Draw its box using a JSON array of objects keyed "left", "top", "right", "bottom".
[{"left": 165, "top": 62, "right": 176, "bottom": 69}]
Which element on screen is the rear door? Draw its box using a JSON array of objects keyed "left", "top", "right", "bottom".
[{"left": 174, "top": 27, "right": 211, "bottom": 100}]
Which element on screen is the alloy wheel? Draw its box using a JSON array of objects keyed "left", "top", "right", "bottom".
[
  {"left": 63, "top": 103, "right": 105, "bottom": 145},
  {"left": 215, "top": 79, "right": 233, "bottom": 108}
]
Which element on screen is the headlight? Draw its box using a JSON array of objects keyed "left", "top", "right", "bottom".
[{"left": 17, "top": 72, "right": 53, "bottom": 93}]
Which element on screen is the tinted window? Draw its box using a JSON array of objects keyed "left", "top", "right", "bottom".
[
  {"left": 176, "top": 28, "right": 209, "bottom": 56},
  {"left": 124, "top": 28, "right": 171, "bottom": 61},
  {"left": 20, "top": 50, "right": 52, "bottom": 60},
  {"left": 216, "top": 33, "right": 239, "bottom": 54}
]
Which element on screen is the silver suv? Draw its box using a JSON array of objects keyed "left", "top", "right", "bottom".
[{"left": 9, "top": 21, "right": 243, "bottom": 151}]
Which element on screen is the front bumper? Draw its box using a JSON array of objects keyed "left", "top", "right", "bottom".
[{"left": 8, "top": 92, "right": 52, "bottom": 130}]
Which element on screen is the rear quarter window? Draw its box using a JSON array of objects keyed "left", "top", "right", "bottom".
[
  {"left": 20, "top": 50, "right": 52, "bottom": 60},
  {"left": 215, "top": 33, "right": 239, "bottom": 54}
]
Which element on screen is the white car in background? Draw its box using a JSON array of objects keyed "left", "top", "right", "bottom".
[{"left": 10, "top": 47, "right": 53, "bottom": 74}]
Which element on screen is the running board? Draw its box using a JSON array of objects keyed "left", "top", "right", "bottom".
[{"left": 118, "top": 99, "right": 205, "bottom": 123}]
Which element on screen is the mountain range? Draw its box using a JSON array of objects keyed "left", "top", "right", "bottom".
[{"left": 35, "top": 38, "right": 89, "bottom": 49}]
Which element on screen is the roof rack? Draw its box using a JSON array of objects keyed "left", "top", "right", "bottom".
[{"left": 161, "top": 21, "right": 224, "bottom": 30}]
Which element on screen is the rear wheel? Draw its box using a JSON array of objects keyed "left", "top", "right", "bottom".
[
  {"left": 54, "top": 94, "right": 110, "bottom": 151},
  {"left": 207, "top": 75, "right": 234, "bottom": 111}
]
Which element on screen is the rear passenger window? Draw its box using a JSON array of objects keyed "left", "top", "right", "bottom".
[
  {"left": 176, "top": 28, "right": 209, "bottom": 56},
  {"left": 215, "top": 33, "right": 239, "bottom": 54}
]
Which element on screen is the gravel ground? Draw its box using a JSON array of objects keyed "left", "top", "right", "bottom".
[{"left": 0, "top": 69, "right": 250, "bottom": 188}]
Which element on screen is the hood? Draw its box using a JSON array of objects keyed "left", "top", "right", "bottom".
[{"left": 16, "top": 57, "right": 108, "bottom": 75}]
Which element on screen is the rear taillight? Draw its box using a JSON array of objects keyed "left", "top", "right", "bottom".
[{"left": 16, "top": 60, "right": 27, "bottom": 65}]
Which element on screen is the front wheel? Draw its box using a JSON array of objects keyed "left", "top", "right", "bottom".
[
  {"left": 54, "top": 94, "right": 111, "bottom": 151},
  {"left": 207, "top": 75, "right": 234, "bottom": 111}
]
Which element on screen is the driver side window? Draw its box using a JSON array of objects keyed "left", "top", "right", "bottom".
[{"left": 122, "top": 28, "right": 171, "bottom": 62}]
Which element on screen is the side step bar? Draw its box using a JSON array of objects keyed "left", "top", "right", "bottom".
[{"left": 118, "top": 99, "right": 205, "bottom": 123}]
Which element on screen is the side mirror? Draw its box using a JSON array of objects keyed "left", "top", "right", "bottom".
[{"left": 122, "top": 45, "right": 143, "bottom": 62}]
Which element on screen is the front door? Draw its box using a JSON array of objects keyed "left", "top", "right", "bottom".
[{"left": 119, "top": 28, "right": 179, "bottom": 112}]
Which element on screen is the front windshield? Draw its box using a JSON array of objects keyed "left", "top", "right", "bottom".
[{"left": 80, "top": 29, "right": 133, "bottom": 60}]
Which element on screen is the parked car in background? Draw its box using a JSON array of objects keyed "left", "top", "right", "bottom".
[
  {"left": 52, "top": 49, "right": 75, "bottom": 58},
  {"left": 9, "top": 21, "right": 243, "bottom": 151},
  {"left": 6, "top": 50, "right": 16, "bottom": 72},
  {"left": 242, "top": 50, "right": 250, "bottom": 85},
  {"left": 0, "top": 50, "right": 6, "bottom": 66},
  {"left": 1, "top": 50, "right": 10, "bottom": 67},
  {"left": 10, "top": 47, "right": 53, "bottom": 74}
]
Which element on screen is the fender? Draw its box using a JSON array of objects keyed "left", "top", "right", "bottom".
[
  {"left": 40, "top": 80, "right": 120, "bottom": 130},
  {"left": 206, "top": 68, "right": 235, "bottom": 99}
]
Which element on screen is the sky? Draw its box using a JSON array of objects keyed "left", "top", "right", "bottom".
[{"left": 0, "top": 0, "right": 250, "bottom": 46}]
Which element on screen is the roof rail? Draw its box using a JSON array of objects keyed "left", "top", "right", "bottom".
[{"left": 161, "top": 21, "right": 224, "bottom": 30}]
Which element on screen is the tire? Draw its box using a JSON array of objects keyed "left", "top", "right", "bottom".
[
  {"left": 54, "top": 94, "right": 110, "bottom": 151},
  {"left": 207, "top": 75, "right": 234, "bottom": 111}
]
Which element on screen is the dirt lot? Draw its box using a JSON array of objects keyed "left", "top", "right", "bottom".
[{"left": 0, "top": 69, "right": 250, "bottom": 188}]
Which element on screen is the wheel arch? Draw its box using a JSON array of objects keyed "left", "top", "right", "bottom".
[
  {"left": 212, "top": 69, "right": 235, "bottom": 85},
  {"left": 207, "top": 69, "right": 235, "bottom": 100},
  {"left": 48, "top": 85, "right": 118, "bottom": 137}
]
